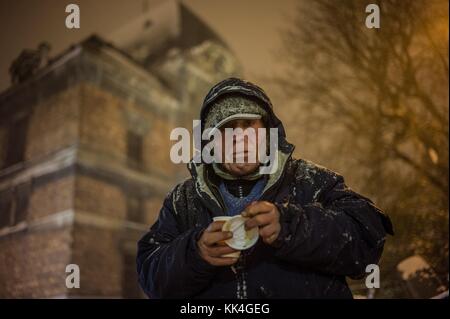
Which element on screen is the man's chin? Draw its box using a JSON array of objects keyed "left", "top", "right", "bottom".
[{"left": 225, "top": 163, "right": 259, "bottom": 177}]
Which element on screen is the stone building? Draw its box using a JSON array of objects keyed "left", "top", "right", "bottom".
[{"left": 0, "top": 1, "right": 241, "bottom": 298}]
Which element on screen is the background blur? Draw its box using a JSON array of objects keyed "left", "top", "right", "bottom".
[{"left": 0, "top": 0, "right": 448, "bottom": 298}]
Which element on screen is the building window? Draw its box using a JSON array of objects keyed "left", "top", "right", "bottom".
[
  {"left": 0, "top": 182, "right": 30, "bottom": 229},
  {"left": 13, "top": 182, "right": 31, "bottom": 225},
  {"left": 4, "top": 116, "right": 29, "bottom": 169},
  {"left": 0, "top": 189, "right": 13, "bottom": 229},
  {"left": 0, "top": 126, "right": 8, "bottom": 168},
  {"left": 126, "top": 130, "right": 143, "bottom": 169}
]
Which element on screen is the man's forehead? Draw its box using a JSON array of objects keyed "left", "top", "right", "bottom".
[{"left": 221, "top": 118, "right": 264, "bottom": 128}]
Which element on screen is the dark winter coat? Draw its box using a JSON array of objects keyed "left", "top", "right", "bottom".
[{"left": 136, "top": 78, "right": 394, "bottom": 299}]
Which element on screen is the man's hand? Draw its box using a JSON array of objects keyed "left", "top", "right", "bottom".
[
  {"left": 242, "top": 201, "right": 281, "bottom": 245},
  {"left": 197, "top": 221, "right": 240, "bottom": 266}
]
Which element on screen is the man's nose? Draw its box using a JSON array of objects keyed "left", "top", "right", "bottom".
[{"left": 233, "top": 130, "right": 248, "bottom": 143}]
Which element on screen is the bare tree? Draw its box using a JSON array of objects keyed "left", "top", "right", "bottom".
[{"left": 272, "top": 0, "right": 448, "bottom": 296}]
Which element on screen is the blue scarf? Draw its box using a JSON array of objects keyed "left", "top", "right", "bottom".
[{"left": 218, "top": 178, "right": 267, "bottom": 216}]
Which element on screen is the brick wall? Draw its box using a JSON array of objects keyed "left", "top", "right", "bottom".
[
  {"left": 0, "top": 70, "right": 178, "bottom": 298},
  {"left": 69, "top": 223, "right": 123, "bottom": 297},
  {"left": 25, "top": 85, "right": 80, "bottom": 162},
  {"left": 75, "top": 175, "right": 126, "bottom": 220},
  {"left": 28, "top": 175, "right": 75, "bottom": 222},
  {"left": 0, "top": 226, "right": 73, "bottom": 298},
  {"left": 79, "top": 84, "right": 127, "bottom": 163}
]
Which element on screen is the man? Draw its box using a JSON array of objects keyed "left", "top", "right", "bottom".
[{"left": 137, "top": 77, "right": 394, "bottom": 298}]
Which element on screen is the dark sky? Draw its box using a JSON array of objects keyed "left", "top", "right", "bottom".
[{"left": 0, "top": 0, "right": 298, "bottom": 93}]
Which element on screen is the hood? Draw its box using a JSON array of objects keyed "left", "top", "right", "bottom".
[
  {"left": 187, "top": 77, "right": 295, "bottom": 214},
  {"left": 200, "top": 77, "right": 288, "bottom": 143},
  {"left": 199, "top": 77, "right": 293, "bottom": 154}
]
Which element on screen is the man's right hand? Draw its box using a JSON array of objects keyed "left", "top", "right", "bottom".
[{"left": 197, "top": 221, "right": 240, "bottom": 266}]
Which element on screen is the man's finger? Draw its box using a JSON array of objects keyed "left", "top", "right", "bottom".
[
  {"left": 203, "top": 231, "right": 233, "bottom": 246},
  {"left": 242, "top": 201, "right": 273, "bottom": 217},
  {"left": 206, "top": 221, "right": 226, "bottom": 233},
  {"left": 205, "top": 245, "right": 239, "bottom": 257},
  {"left": 263, "top": 233, "right": 279, "bottom": 245},
  {"left": 259, "top": 223, "right": 278, "bottom": 238},
  {"left": 245, "top": 212, "right": 274, "bottom": 229}
]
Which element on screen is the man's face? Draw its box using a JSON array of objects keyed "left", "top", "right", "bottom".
[{"left": 219, "top": 118, "right": 265, "bottom": 177}]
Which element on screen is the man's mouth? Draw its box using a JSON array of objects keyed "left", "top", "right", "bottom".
[{"left": 233, "top": 151, "right": 248, "bottom": 155}]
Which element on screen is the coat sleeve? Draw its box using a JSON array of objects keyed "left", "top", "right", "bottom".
[
  {"left": 272, "top": 173, "right": 394, "bottom": 278},
  {"left": 136, "top": 187, "right": 218, "bottom": 298}
]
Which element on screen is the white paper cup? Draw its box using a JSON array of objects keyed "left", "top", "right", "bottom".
[
  {"left": 222, "top": 215, "right": 259, "bottom": 251},
  {"left": 220, "top": 251, "right": 241, "bottom": 258},
  {"left": 212, "top": 216, "right": 241, "bottom": 258},
  {"left": 212, "top": 216, "right": 232, "bottom": 223}
]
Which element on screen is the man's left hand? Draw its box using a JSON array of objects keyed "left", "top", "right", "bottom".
[{"left": 242, "top": 201, "right": 281, "bottom": 245}]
